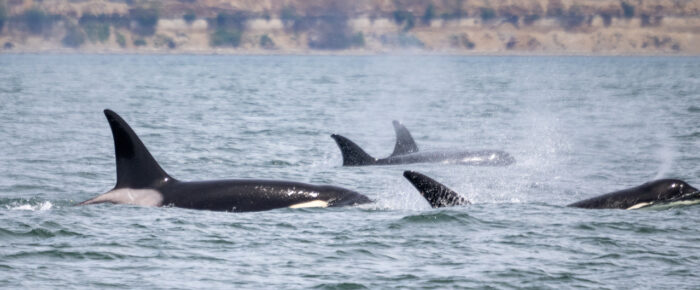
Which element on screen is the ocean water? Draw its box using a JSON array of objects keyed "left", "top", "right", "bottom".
[{"left": 1, "top": 55, "right": 699, "bottom": 288}]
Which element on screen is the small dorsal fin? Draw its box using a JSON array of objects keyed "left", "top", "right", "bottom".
[
  {"left": 330, "top": 134, "right": 376, "bottom": 166},
  {"left": 390, "top": 120, "right": 418, "bottom": 157},
  {"left": 104, "top": 109, "right": 173, "bottom": 189},
  {"left": 403, "top": 171, "right": 470, "bottom": 208}
]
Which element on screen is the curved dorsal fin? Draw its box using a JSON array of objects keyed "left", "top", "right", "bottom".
[
  {"left": 330, "top": 134, "right": 376, "bottom": 166},
  {"left": 390, "top": 120, "right": 418, "bottom": 157},
  {"left": 104, "top": 109, "right": 173, "bottom": 189},
  {"left": 403, "top": 171, "right": 470, "bottom": 208}
]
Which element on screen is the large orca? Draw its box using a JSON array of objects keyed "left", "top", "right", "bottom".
[
  {"left": 79, "top": 110, "right": 371, "bottom": 212},
  {"left": 402, "top": 171, "right": 700, "bottom": 210},
  {"left": 331, "top": 121, "right": 514, "bottom": 166}
]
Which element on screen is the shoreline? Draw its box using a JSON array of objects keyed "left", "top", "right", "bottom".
[
  {"left": 1, "top": 0, "right": 699, "bottom": 56},
  {"left": 1, "top": 49, "right": 698, "bottom": 57}
]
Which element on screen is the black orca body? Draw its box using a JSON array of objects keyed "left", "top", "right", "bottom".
[
  {"left": 402, "top": 171, "right": 700, "bottom": 210},
  {"left": 567, "top": 179, "right": 700, "bottom": 209},
  {"left": 79, "top": 110, "right": 371, "bottom": 212},
  {"left": 331, "top": 121, "right": 515, "bottom": 166}
]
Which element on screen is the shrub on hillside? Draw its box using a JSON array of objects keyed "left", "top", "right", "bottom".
[
  {"left": 62, "top": 25, "right": 85, "bottom": 48},
  {"left": 503, "top": 14, "right": 519, "bottom": 27},
  {"left": 559, "top": 5, "right": 589, "bottom": 30},
  {"left": 215, "top": 12, "right": 246, "bottom": 31},
  {"left": 23, "top": 8, "right": 52, "bottom": 35},
  {"left": 307, "top": 15, "right": 352, "bottom": 49},
  {"left": 600, "top": 13, "right": 613, "bottom": 27},
  {"left": 393, "top": 10, "right": 415, "bottom": 31},
  {"left": 351, "top": 32, "right": 365, "bottom": 47},
  {"left": 116, "top": 32, "right": 126, "bottom": 47},
  {"left": 641, "top": 14, "right": 662, "bottom": 27},
  {"left": 280, "top": 6, "right": 314, "bottom": 33},
  {"left": 440, "top": 8, "right": 465, "bottom": 21},
  {"left": 208, "top": 12, "right": 247, "bottom": 48},
  {"left": 450, "top": 34, "right": 475, "bottom": 49},
  {"left": 422, "top": 4, "right": 435, "bottom": 25},
  {"left": 306, "top": 4, "right": 362, "bottom": 50},
  {"left": 621, "top": 2, "right": 635, "bottom": 18},
  {"left": 210, "top": 28, "right": 241, "bottom": 47},
  {"left": 259, "top": 34, "right": 275, "bottom": 49},
  {"left": 80, "top": 14, "right": 110, "bottom": 43},
  {"left": 183, "top": 12, "right": 196, "bottom": 24},
  {"left": 480, "top": 8, "right": 496, "bottom": 21},
  {"left": 154, "top": 34, "right": 175, "bottom": 49},
  {"left": 523, "top": 14, "right": 540, "bottom": 25},
  {"left": 133, "top": 38, "right": 146, "bottom": 46},
  {"left": 506, "top": 37, "right": 517, "bottom": 49},
  {"left": 281, "top": 6, "right": 299, "bottom": 26},
  {"left": 130, "top": 6, "right": 159, "bottom": 35}
]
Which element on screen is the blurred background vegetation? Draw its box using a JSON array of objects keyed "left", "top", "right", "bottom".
[{"left": 0, "top": 0, "right": 697, "bottom": 53}]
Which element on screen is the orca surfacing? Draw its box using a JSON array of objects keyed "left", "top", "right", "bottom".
[
  {"left": 331, "top": 121, "right": 515, "bottom": 166},
  {"left": 401, "top": 171, "right": 700, "bottom": 210},
  {"left": 567, "top": 179, "right": 700, "bottom": 209},
  {"left": 79, "top": 110, "right": 371, "bottom": 212}
]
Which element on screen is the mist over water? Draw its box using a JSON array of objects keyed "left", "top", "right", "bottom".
[{"left": 1, "top": 55, "right": 699, "bottom": 288}]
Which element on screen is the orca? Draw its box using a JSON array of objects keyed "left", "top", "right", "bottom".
[
  {"left": 402, "top": 171, "right": 470, "bottom": 208},
  {"left": 402, "top": 171, "right": 700, "bottom": 210},
  {"left": 567, "top": 179, "right": 700, "bottom": 209},
  {"left": 331, "top": 121, "right": 515, "bottom": 166},
  {"left": 79, "top": 110, "right": 371, "bottom": 212}
]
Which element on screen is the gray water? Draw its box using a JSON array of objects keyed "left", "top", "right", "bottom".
[{"left": 1, "top": 55, "right": 699, "bottom": 288}]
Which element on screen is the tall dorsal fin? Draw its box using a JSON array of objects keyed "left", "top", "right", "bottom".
[
  {"left": 403, "top": 171, "right": 470, "bottom": 208},
  {"left": 104, "top": 109, "right": 173, "bottom": 189},
  {"left": 390, "top": 120, "right": 418, "bottom": 157},
  {"left": 330, "top": 134, "right": 376, "bottom": 166}
]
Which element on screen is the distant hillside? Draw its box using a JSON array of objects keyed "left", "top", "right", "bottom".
[{"left": 0, "top": 0, "right": 698, "bottom": 54}]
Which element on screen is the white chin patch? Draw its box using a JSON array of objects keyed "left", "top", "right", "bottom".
[
  {"left": 82, "top": 188, "right": 163, "bottom": 207},
  {"left": 638, "top": 199, "right": 700, "bottom": 210},
  {"left": 289, "top": 200, "right": 329, "bottom": 209},
  {"left": 627, "top": 202, "right": 652, "bottom": 210}
]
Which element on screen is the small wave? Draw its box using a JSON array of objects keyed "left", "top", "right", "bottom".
[
  {"left": 4, "top": 200, "right": 53, "bottom": 211},
  {"left": 676, "top": 132, "right": 700, "bottom": 139},
  {"left": 312, "top": 282, "right": 367, "bottom": 289},
  {"left": 264, "top": 160, "right": 293, "bottom": 166},
  {"left": 393, "top": 211, "right": 478, "bottom": 227},
  {"left": 311, "top": 76, "right": 338, "bottom": 85},
  {"left": 0, "top": 227, "right": 82, "bottom": 239},
  {"left": 5, "top": 250, "right": 126, "bottom": 260}
]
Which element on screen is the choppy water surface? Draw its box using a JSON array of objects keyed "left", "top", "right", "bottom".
[{"left": 1, "top": 55, "right": 699, "bottom": 288}]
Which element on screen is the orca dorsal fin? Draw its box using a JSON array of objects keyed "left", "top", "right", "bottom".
[
  {"left": 390, "top": 120, "right": 418, "bottom": 157},
  {"left": 104, "top": 109, "right": 173, "bottom": 189},
  {"left": 403, "top": 171, "right": 470, "bottom": 208},
  {"left": 330, "top": 134, "right": 376, "bottom": 166}
]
